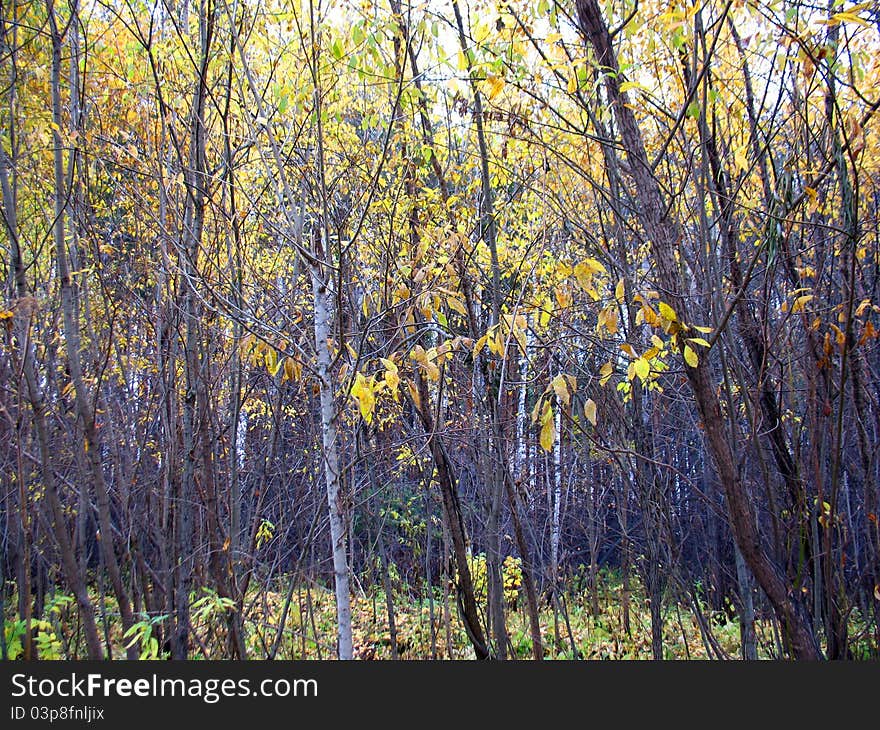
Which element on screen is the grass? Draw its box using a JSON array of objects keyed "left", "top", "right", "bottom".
[
  {"left": 0, "top": 573, "right": 754, "bottom": 660},
  {"left": 5, "top": 570, "right": 876, "bottom": 659}
]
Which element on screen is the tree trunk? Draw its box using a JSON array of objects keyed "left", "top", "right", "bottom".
[
  {"left": 574, "top": 0, "right": 821, "bottom": 659},
  {"left": 47, "top": 3, "right": 137, "bottom": 659},
  {"left": 311, "top": 242, "right": 353, "bottom": 660},
  {"left": 413, "top": 373, "right": 490, "bottom": 660}
]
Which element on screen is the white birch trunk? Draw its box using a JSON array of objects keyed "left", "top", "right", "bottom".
[
  {"left": 311, "top": 257, "right": 353, "bottom": 660},
  {"left": 551, "top": 406, "right": 562, "bottom": 582}
]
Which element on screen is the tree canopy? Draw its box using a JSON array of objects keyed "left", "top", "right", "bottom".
[{"left": 2, "top": 0, "right": 879, "bottom": 660}]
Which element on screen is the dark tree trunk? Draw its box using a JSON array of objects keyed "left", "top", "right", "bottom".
[{"left": 574, "top": 0, "right": 822, "bottom": 660}]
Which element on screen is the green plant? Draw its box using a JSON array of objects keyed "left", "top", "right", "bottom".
[
  {"left": 4, "top": 616, "right": 66, "bottom": 660},
  {"left": 464, "top": 553, "right": 523, "bottom": 605},
  {"left": 502, "top": 555, "right": 523, "bottom": 605},
  {"left": 3, "top": 618, "right": 26, "bottom": 660},
  {"left": 191, "top": 588, "right": 235, "bottom": 623},
  {"left": 32, "top": 620, "right": 65, "bottom": 659},
  {"left": 256, "top": 519, "right": 276, "bottom": 549},
  {"left": 122, "top": 614, "right": 168, "bottom": 660}
]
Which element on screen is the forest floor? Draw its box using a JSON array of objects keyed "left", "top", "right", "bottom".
[{"left": 5, "top": 571, "right": 798, "bottom": 660}]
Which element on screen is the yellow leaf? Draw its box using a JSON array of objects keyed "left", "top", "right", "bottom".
[
  {"left": 283, "top": 357, "right": 302, "bottom": 382},
  {"left": 447, "top": 296, "right": 468, "bottom": 317},
  {"left": 539, "top": 399, "right": 553, "bottom": 425},
  {"left": 554, "top": 286, "right": 571, "bottom": 309},
  {"left": 551, "top": 374, "right": 569, "bottom": 406},
  {"left": 733, "top": 144, "right": 749, "bottom": 174},
  {"left": 634, "top": 357, "right": 650, "bottom": 382},
  {"left": 847, "top": 1, "right": 876, "bottom": 13},
  {"left": 615, "top": 278, "right": 625, "bottom": 303},
  {"left": 688, "top": 337, "right": 711, "bottom": 348},
  {"left": 531, "top": 398, "right": 542, "bottom": 425},
  {"left": 658, "top": 301, "right": 677, "bottom": 322},
  {"left": 598, "top": 305, "right": 618, "bottom": 334},
  {"left": 267, "top": 349, "right": 283, "bottom": 377},
  {"left": 573, "top": 262, "right": 593, "bottom": 290},
  {"left": 618, "top": 80, "right": 643, "bottom": 94},
  {"left": 791, "top": 294, "right": 813, "bottom": 314},
  {"left": 539, "top": 401, "right": 556, "bottom": 452},
  {"left": 485, "top": 74, "right": 505, "bottom": 100},
  {"left": 642, "top": 303, "right": 659, "bottom": 326},
  {"left": 804, "top": 186, "right": 818, "bottom": 216},
  {"left": 384, "top": 368, "right": 400, "bottom": 398},
  {"left": 411, "top": 344, "right": 426, "bottom": 363},
  {"left": 505, "top": 314, "right": 528, "bottom": 353},
  {"left": 350, "top": 372, "right": 376, "bottom": 423},
  {"left": 683, "top": 345, "right": 698, "bottom": 368},
  {"left": 407, "top": 380, "right": 421, "bottom": 411},
  {"left": 831, "top": 11, "right": 870, "bottom": 26},
  {"left": 487, "top": 327, "right": 506, "bottom": 357},
  {"left": 435, "top": 341, "right": 453, "bottom": 362},
  {"left": 567, "top": 73, "right": 577, "bottom": 94},
  {"left": 584, "top": 398, "right": 597, "bottom": 426},
  {"left": 474, "top": 335, "right": 488, "bottom": 356}
]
